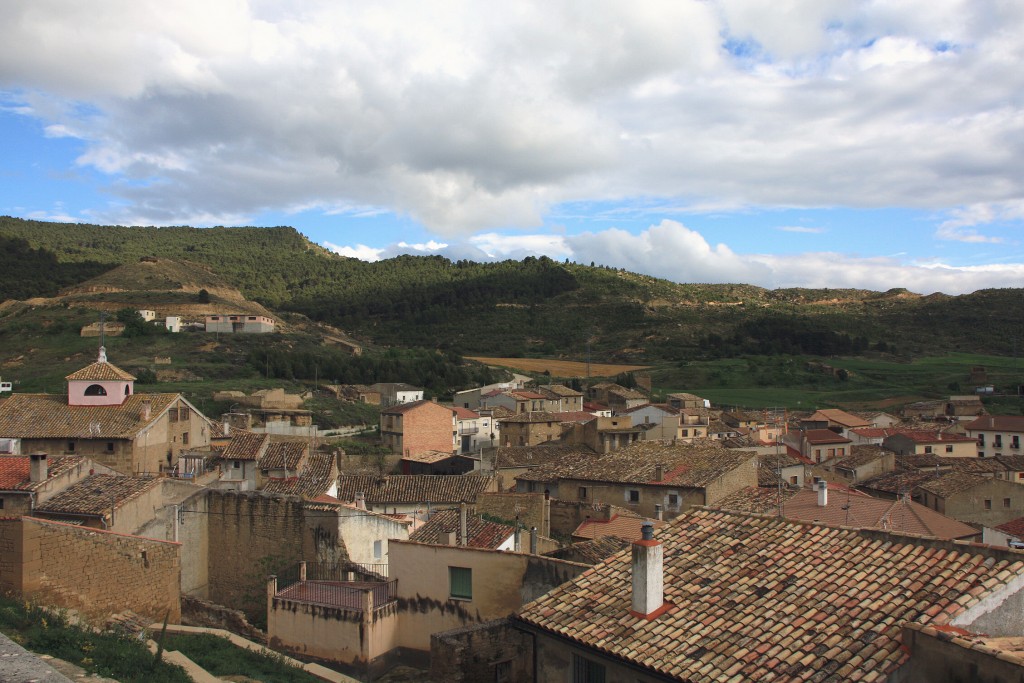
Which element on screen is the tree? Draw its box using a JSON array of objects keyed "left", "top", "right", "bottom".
[
  {"left": 115, "top": 308, "right": 151, "bottom": 338},
  {"left": 197, "top": 288, "right": 210, "bottom": 303}
]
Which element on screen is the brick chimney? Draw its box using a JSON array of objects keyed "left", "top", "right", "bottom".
[
  {"left": 29, "top": 453, "right": 48, "bottom": 483},
  {"left": 630, "top": 522, "right": 666, "bottom": 619}
]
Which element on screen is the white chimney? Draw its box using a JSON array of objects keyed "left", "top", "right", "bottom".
[
  {"left": 141, "top": 400, "right": 152, "bottom": 421},
  {"left": 30, "top": 453, "right": 48, "bottom": 483},
  {"left": 631, "top": 522, "right": 665, "bottom": 619},
  {"left": 460, "top": 503, "right": 468, "bottom": 546},
  {"left": 655, "top": 504, "right": 663, "bottom": 521},
  {"left": 355, "top": 492, "right": 366, "bottom": 510},
  {"left": 443, "top": 530, "right": 458, "bottom": 546},
  {"left": 816, "top": 480, "right": 828, "bottom": 507},
  {"left": 222, "top": 419, "right": 231, "bottom": 437}
]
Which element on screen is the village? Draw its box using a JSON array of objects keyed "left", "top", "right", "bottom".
[{"left": 1, "top": 308, "right": 1024, "bottom": 683}]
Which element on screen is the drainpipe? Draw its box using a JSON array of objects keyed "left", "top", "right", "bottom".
[{"left": 460, "top": 503, "right": 468, "bottom": 546}]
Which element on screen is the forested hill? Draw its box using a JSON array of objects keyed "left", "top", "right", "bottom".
[{"left": 2, "top": 216, "right": 1023, "bottom": 362}]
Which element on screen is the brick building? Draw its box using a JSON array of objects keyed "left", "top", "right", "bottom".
[{"left": 380, "top": 400, "right": 455, "bottom": 457}]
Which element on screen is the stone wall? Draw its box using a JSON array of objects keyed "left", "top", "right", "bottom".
[
  {"left": 430, "top": 618, "right": 534, "bottom": 683},
  {"left": 476, "top": 492, "right": 550, "bottom": 536},
  {"left": 21, "top": 517, "right": 180, "bottom": 623}
]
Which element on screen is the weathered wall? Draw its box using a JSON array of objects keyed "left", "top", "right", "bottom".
[
  {"left": 132, "top": 485, "right": 210, "bottom": 597},
  {"left": 338, "top": 511, "right": 409, "bottom": 567},
  {"left": 21, "top": 517, "right": 180, "bottom": 623},
  {"left": 430, "top": 618, "right": 534, "bottom": 683},
  {"left": 898, "top": 625, "right": 1024, "bottom": 683},
  {"left": 530, "top": 627, "right": 666, "bottom": 683},
  {"left": 476, "top": 492, "right": 550, "bottom": 536},
  {"left": 946, "top": 478, "right": 1024, "bottom": 528},
  {"left": 206, "top": 491, "right": 308, "bottom": 619},
  {"left": 402, "top": 403, "right": 455, "bottom": 456},
  {"left": 704, "top": 453, "right": 760, "bottom": 504},
  {"left": 269, "top": 596, "right": 399, "bottom": 668},
  {"left": 548, "top": 500, "right": 612, "bottom": 538},
  {"left": 0, "top": 519, "right": 25, "bottom": 596},
  {"left": 390, "top": 541, "right": 587, "bottom": 653}
]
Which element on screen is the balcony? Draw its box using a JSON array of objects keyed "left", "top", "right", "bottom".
[
  {"left": 273, "top": 560, "right": 394, "bottom": 611},
  {"left": 458, "top": 425, "right": 480, "bottom": 435}
]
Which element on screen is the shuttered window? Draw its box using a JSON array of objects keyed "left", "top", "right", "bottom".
[{"left": 449, "top": 566, "right": 472, "bottom": 600}]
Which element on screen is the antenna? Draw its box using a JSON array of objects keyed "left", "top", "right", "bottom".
[{"left": 98, "top": 311, "right": 107, "bottom": 353}]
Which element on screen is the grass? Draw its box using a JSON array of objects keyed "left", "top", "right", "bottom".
[
  {"left": 0, "top": 597, "right": 190, "bottom": 683},
  {"left": 162, "top": 632, "right": 324, "bottom": 683}
]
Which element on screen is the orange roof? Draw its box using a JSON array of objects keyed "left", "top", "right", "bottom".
[
  {"left": 65, "top": 361, "right": 136, "bottom": 382},
  {"left": 573, "top": 514, "right": 665, "bottom": 541}
]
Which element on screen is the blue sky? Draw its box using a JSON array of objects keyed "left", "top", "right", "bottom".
[{"left": 3, "top": 1, "right": 1024, "bottom": 294}]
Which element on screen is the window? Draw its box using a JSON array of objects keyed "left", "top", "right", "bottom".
[
  {"left": 924, "top": 446, "right": 933, "bottom": 454},
  {"left": 827, "top": 448, "right": 835, "bottom": 458},
  {"left": 494, "top": 660, "right": 511, "bottom": 683},
  {"left": 681, "top": 429, "right": 689, "bottom": 437},
  {"left": 572, "top": 654, "right": 606, "bottom": 683},
  {"left": 790, "top": 476, "right": 799, "bottom": 485},
  {"left": 84, "top": 384, "right": 107, "bottom": 396},
  {"left": 67, "top": 442, "right": 75, "bottom": 453},
  {"left": 985, "top": 499, "right": 992, "bottom": 510},
  {"left": 946, "top": 445, "right": 954, "bottom": 453},
  {"left": 995, "top": 436, "right": 1003, "bottom": 448},
  {"left": 979, "top": 435, "right": 985, "bottom": 446},
  {"left": 373, "top": 540, "right": 383, "bottom": 560},
  {"left": 182, "top": 432, "right": 189, "bottom": 445},
  {"left": 627, "top": 489, "right": 640, "bottom": 504},
  {"left": 449, "top": 567, "right": 472, "bottom": 600},
  {"left": 106, "top": 442, "right": 114, "bottom": 452},
  {"left": 578, "top": 486, "right": 588, "bottom": 501},
  {"left": 0, "top": 498, "right": 4, "bottom": 509},
  {"left": 837, "top": 448, "right": 845, "bottom": 456},
  {"left": 232, "top": 461, "right": 241, "bottom": 469},
  {"left": 1014, "top": 436, "right": 1021, "bottom": 449},
  {"left": 1005, "top": 498, "right": 1012, "bottom": 508},
  {"left": 668, "top": 493, "right": 679, "bottom": 508}
]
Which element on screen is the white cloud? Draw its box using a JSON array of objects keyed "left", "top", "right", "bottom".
[
  {"left": 328, "top": 220, "right": 1024, "bottom": 295},
  {"left": 323, "top": 242, "right": 384, "bottom": 261},
  {"left": 2, "top": 1, "right": 1024, "bottom": 236}
]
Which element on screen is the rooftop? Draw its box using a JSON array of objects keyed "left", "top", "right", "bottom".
[
  {"left": 409, "top": 508, "right": 515, "bottom": 549},
  {"left": 918, "top": 471, "right": 991, "bottom": 498},
  {"left": 516, "top": 507, "right": 1024, "bottom": 682},
  {"left": 335, "top": 474, "right": 496, "bottom": 505},
  {"left": 35, "top": 474, "right": 159, "bottom": 518},
  {"left": 0, "top": 393, "right": 180, "bottom": 439},
  {"left": 221, "top": 432, "right": 269, "bottom": 462},
  {"left": 260, "top": 441, "right": 307, "bottom": 470},
  {"left": 573, "top": 513, "right": 665, "bottom": 541},
  {"left": 803, "top": 429, "right": 853, "bottom": 445},
  {"left": 805, "top": 408, "right": 870, "bottom": 428},
  {"left": 967, "top": 415, "right": 1024, "bottom": 432},
  {"left": 65, "top": 360, "right": 136, "bottom": 382},
  {"left": 262, "top": 451, "right": 336, "bottom": 499},
  {"left": 0, "top": 455, "right": 86, "bottom": 492}
]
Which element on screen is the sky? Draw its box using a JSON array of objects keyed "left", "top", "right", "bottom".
[{"left": 2, "top": 1, "right": 1024, "bottom": 295}]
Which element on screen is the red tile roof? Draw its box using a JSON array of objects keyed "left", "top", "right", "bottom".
[
  {"left": 516, "top": 507, "right": 1024, "bottom": 682},
  {"left": 451, "top": 407, "right": 479, "bottom": 420},
  {"left": 806, "top": 408, "right": 870, "bottom": 428},
  {"left": 222, "top": 432, "right": 269, "bottom": 461},
  {"left": 996, "top": 517, "right": 1024, "bottom": 539},
  {"left": 260, "top": 441, "right": 307, "bottom": 470},
  {"left": 803, "top": 429, "right": 853, "bottom": 445},
  {"left": 335, "top": 474, "right": 496, "bottom": 505},
  {"left": 0, "top": 455, "right": 86, "bottom": 491},
  {"left": 0, "top": 393, "right": 181, "bottom": 439},
  {"left": 35, "top": 474, "right": 159, "bottom": 518},
  {"left": 967, "top": 416, "right": 1024, "bottom": 432},
  {"left": 573, "top": 514, "right": 665, "bottom": 541},
  {"left": 65, "top": 361, "right": 136, "bottom": 382},
  {"left": 409, "top": 508, "right": 515, "bottom": 549}
]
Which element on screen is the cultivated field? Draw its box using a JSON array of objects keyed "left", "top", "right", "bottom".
[{"left": 467, "top": 356, "right": 650, "bottom": 377}]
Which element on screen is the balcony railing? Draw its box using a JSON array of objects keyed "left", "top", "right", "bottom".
[
  {"left": 277, "top": 579, "right": 397, "bottom": 611},
  {"left": 458, "top": 426, "right": 480, "bottom": 435}
]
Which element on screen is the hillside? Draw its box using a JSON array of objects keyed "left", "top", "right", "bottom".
[{"left": 2, "top": 216, "right": 1023, "bottom": 363}]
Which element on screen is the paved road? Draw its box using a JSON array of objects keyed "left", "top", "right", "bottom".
[{"left": 0, "top": 631, "right": 74, "bottom": 683}]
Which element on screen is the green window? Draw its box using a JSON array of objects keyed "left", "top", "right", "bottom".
[{"left": 449, "top": 566, "right": 472, "bottom": 600}]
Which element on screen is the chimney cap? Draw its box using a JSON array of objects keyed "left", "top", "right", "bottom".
[{"left": 641, "top": 521, "right": 655, "bottom": 541}]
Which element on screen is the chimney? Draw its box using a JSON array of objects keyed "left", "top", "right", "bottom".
[
  {"left": 460, "top": 503, "right": 468, "bottom": 546},
  {"left": 816, "top": 480, "right": 828, "bottom": 507},
  {"left": 655, "top": 503, "right": 663, "bottom": 521},
  {"left": 222, "top": 419, "right": 231, "bottom": 437},
  {"left": 355, "top": 492, "right": 366, "bottom": 510},
  {"left": 530, "top": 527, "right": 538, "bottom": 554},
  {"left": 631, "top": 522, "right": 665, "bottom": 619},
  {"left": 443, "top": 530, "right": 458, "bottom": 546},
  {"left": 654, "top": 463, "right": 665, "bottom": 482},
  {"left": 30, "top": 453, "right": 48, "bottom": 483},
  {"left": 141, "top": 400, "right": 152, "bottom": 421}
]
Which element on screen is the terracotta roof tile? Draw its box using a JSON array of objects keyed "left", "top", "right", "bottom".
[
  {"left": 494, "top": 445, "right": 594, "bottom": 469},
  {"left": 335, "top": 474, "right": 496, "bottom": 505},
  {"left": 409, "top": 508, "right": 515, "bottom": 549},
  {"left": 260, "top": 441, "right": 307, "bottom": 470},
  {"left": 451, "top": 407, "right": 479, "bottom": 420},
  {"left": 0, "top": 393, "right": 179, "bottom": 439},
  {"left": 65, "top": 361, "right": 136, "bottom": 382},
  {"left": 917, "top": 471, "right": 989, "bottom": 499},
  {"left": 263, "top": 451, "right": 336, "bottom": 499},
  {"left": 544, "top": 536, "right": 631, "bottom": 565},
  {"left": 35, "top": 474, "right": 158, "bottom": 518},
  {"left": 967, "top": 416, "right": 1024, "bottom": 432},
  {"left": 516, "top": 507, "right": 1024, "bottom": 681},
  {"left": 222, "top": 432, "right": 269, "bottom": 461},
  {"left": 573, "top": 514, "right": 665, "bottom": 541},
  {"left": 0, "top": 455, "right": 86, "bottom": 491},
  {"left": 995, "top": 517, "right": 1024, "bottom": 538},
  {"left": 803, "top": 429, "right": 853, "bottom": 445}
]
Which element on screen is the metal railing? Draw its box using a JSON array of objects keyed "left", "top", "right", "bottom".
[
  {"left": 276, "top": 578, "right": 397, "bottom": 611},
  {"left": 304, "top": 560, "right": 389, "bottom": 580}
]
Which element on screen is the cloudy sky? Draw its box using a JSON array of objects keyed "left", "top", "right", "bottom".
[{"left": 2, "top": 1, "right": 1024, "bottom": 294}]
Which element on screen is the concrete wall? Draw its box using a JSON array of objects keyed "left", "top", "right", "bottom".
[
  {"left": 17, "top": 517, "right": 180, "bottom": 624},
  {"left": 430, "top": 618, "right": 534, "bottom": 683},
  {"left": 937, "top": 478, "right": 1024, "bottom": 528},
  {"left": 135, "top": 486, "right": 211, "bottom": 598},
  {"left": 389, "top": 541, "right": 587, "bottom": 653},
  {"left": 338, "top": 511, "right": 409, "bottom": 567}
]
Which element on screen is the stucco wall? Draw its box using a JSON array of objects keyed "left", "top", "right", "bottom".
[
  {"left": 269, "top": 596, "right": 399, "bottom": 668},
  {"left": 389, "top": 541, "right": 587, "bottom": 653},
  {"left": 338, "top": 512, "right": 409, "bottom": 567}
]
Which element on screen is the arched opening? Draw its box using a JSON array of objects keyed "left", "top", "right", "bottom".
[
  {"left": 84, "top": 384, "right": 107, "bottom": 396},
  {"left": 124, "top": 385, "right": 130, "bottom": 396}
]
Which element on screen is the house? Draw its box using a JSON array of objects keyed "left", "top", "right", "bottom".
[
  {"left": 164, "top": 316, "right": 181, "bottom": 333},
  {"left": 543, "top": 536, "right": 632, "bottom": 565},
  {"left": 515, "top": 440, "right": 758, "bottom": 521},
  {"left": 946, "top": 394, "right": 987, "bottom": 420},
  {"left": 714, "top": 481, "right": 980, "bottom": 540},
  {"left": 982, "top": 516, "right": 1024, "bottom": 548},
  {"left": 795, "top": 429, "right": 853, "bottom": 463},
  {"left": 409, "top": 507, "right": 516, "bottom": 550},
  {"left": 380, "top": 399, "right": 455, "bottom": 457},
  {"left": 452, "top": 406, "right": 492, "bottom": 453},
  {"left": 489, "top": 445, "right": 594, "bottom": 492},
  {"left": 967, "top": 415, "right": 1024, "bottom": 458},
  {"left": 261, "top": 451, "right": 339, "bottom": 500},
  {"left": 665, "top": 392, "right": 707, "bottom": 410},
  {"left": 137, "top": 309, "right": 156, "bottom": 322},
  {"left": 511, "top": 508, "right": 1024, "bottom": 683},
  {"left": 32, "top": 473, "right": 163, "bottom": 534},
  {"left": 204, "top": 314, "right": 276, "bottom": 333},
  {"left": 498, "top": 411, "right": 568, "bottom": 447},
  {"left": 864, "top": 411, "right": 900, "bottom": 428},
  {"left": 217, "top": 432, "right": 270, "bottom": 491},
  {"left": 400, "top": 450, "right": 475, "bottom": 476},
  {"left": 259, "top": 441, "right": 308, "bottom": 479},
  {"left": 902, "top": 399, "right": 945, "bottom": 420},
  {"left": 801, "top": 408, "right": 870, "bottom": 434},
  {"left": 757, "top": 451, "right": 807, "bottom": 488},
  {"left": 917, "top": 472, "right": 1024, "bottom": 528},
  {"left": 267, "top": 539, "right": 588, "bottom": 677},
  {"left": 334, "top": 474, "right": 499, "bottom": 516},
  {"left": 883, "top": 430, "right": 977, "bottom": 457},
  {"left": 0, "top": 454, "right": 117, "bottom": 516},
  {"left": 0, "top": 348, "right": 213, "bottom": 475},
  {"left": 721, "top": 411, "right": 759, "bottom": 430},
  {"left": 537, "top": 384, "right": 584, "bottom": 412},
  {"left": 484, "top": 390, "right": 553, "bottom": 414},
  {"left": 303, "top": 495, "right": 411, "bottom": 568},
  {"left": 605, "top": 386, "right": 648, "bottom": 412},
  {"left": 371, "top": 383, "right": 424, "bottom": 407},
  {"left": 818, "top": 445, "right": 895, "bottom": 484}
]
